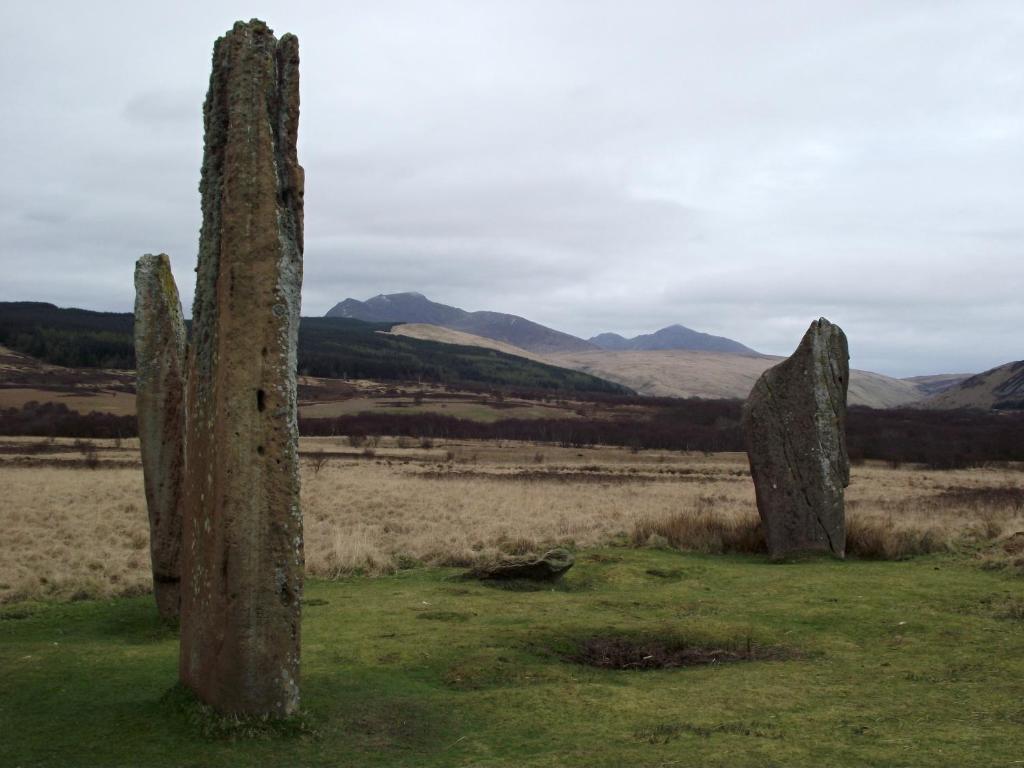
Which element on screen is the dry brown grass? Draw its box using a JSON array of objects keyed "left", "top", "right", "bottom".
[
  {"left": 0, "top": 436, "right": 1021, "bottom": 603},
  {"left": 632, "top": 464, "right": 1024, "bottom": 561},
  {"left": 631, "top": 495, "right": 766, "bottom": 554}
]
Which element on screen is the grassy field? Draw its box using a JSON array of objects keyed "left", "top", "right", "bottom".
[
  {"left": 1, "top": 438, "right": 1022, "bottom": 765},
  {"left": 2, "top": 550, "right": 1023, "bottom": 766}
]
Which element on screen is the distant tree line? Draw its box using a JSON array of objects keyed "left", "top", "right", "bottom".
[
  {"left": 0, "top": 303, "right": 135, "bottom": 368},
  {"left": 3, "top": 398, "right": 1020, "bottom": 469},
  {"left": 0, "top": 401, "right": 136, "bottom": 439},
  {"left": 296, "top": 403, "right": 1023, "bottom": 468},
  {"left": 844, "top": 406, "right": 1023, "bottom": 469}
]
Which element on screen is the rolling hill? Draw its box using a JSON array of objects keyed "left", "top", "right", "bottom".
[
  {"left": 923, "top": 360, "right": 1024, "bottom": 411},
  {"left": 388, "top": 323, "right": 552, "bottom": 364},
  {"left": 326, "top": 292, "right": 596, "bottom": 353},
  {"left": 903, "top": 373, "right": 973, "bottom": 398},
  {"left": 0, "top": 303, "right": 630, "bottom": 396},
  {"left": 389, "top": 323, "right": 923, "bottom": 408},
  {"left": 327, "top": 292, "right": 761, "bottom": 357},
  {"left": 589, "top": 324, "right": 759, "bottom": 356}
]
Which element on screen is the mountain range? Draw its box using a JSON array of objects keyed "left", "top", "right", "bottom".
[
  {"left": 3, "top": 298, "right": 1018, "bottom": 411},
  {"left": 330, "top": 292, "right": 1023, "bottom": 409},
  {"left": 326, "top": 293, "right": 594, "bottom": 354},
  {"left": 327, "top": 292, "right": 760, "bottom": 356},
  {"left": 392, "top": 324, "right": 924, "bottom": 408},
  {"left": 589, "top": 326, "right": 758, "bottom": 355}
]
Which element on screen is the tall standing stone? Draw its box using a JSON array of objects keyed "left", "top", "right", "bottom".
[
  {"left": 179, "top": 19, "right": 304, "bottom": 716},
  {"left": 134, "top": 253, "right": 186, "bottom": 622},
  {"left": 742, "top": 318, "right": 850, "bottom": 559}
]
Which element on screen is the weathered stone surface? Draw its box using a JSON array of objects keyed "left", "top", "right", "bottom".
[
  {"left": 134, "top": 253, "right": 186, "bottom": 622},
  {"left": 179, "top": 19, "right": 304, "bottom": 716},
  {"left": 467, "top": 548, "right": 575, "bottom": 581},
  {"left": 742, "top": 318, "right": 850, "bottom": 559}
]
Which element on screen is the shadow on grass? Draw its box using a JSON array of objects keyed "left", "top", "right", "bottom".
[{"left": 97, "top": 600, "right": 179, "bottom": 644}]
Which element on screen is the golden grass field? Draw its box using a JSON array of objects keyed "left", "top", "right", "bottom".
[{"left": 1, "top": 436, "right": 1021, "bottom": 604}]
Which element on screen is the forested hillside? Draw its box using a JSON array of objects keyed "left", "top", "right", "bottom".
[
  {"left": 0, "top": 302, "right": 135, "bottom": 368},
  {"left": 0, "top": 303, "right": 631, "bottom": 395}
]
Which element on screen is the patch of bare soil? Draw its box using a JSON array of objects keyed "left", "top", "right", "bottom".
[{"left": 565, "top": 634, "right": 797, "bottom": 669}]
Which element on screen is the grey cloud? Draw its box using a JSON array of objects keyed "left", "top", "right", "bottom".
[
  {"left": 123, "top": 90, "right": 202, "bottom": 126},
  {"left": 1, "top": 0, "right": 1021, "bottom": 378}
]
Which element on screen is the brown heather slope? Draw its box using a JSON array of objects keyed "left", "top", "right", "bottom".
[
  {"left": 390, "top": 324, "right": 921, "bottom": 407},
  {"left": 386, "top": 323, "right": 553, "bottom": 363},
  {"left": 0, "top": 345, "right": 136, "bottom": 414},
  {"left": 0, "top": 330, "right": 924, "bottom": 413},
  {"left": 0, "top": 346, "right": 583, "bottom": 422},
  {"left": 925, "top": 360, "right": 1024, "bottom": 411},
  {"left": 903, "top": 373, "right": 972, "bottom": 398}
]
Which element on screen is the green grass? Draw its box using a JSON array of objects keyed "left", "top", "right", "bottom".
[{"left": 1, "top": 549, "right": 1022, "bottom": 767}]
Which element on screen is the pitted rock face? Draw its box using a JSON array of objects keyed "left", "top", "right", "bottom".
[
  {"left": 742, "top": 318, "right": 850, "bottom": 559},
  {"left": 134, "top": 253, "right": 186, "bottom": 622},
  {"left": 179, "top": 19, "right": 304, "bottom": 717}
]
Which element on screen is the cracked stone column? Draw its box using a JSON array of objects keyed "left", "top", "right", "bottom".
[
  {"left": 179, "top": 19, "right": 304, "bottom": 716},
  {"left": 742, "top": 318, "right": 850, "bottom": 559},
  {"left": 134, "top": 253, "right": 186, "bottom": 622}
]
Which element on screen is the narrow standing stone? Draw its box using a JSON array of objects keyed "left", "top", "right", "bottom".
[
  {"left": 134, "top": 253, "right": 186, "bottom": 622},
  {"left": 179, "top": 19, "right": 304, "bottom": 716},
  {"left": 742, "top": 318, "right": 850, "bottom": 559}
]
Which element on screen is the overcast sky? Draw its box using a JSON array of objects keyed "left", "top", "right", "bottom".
[{"left": 1, "top": 2, "right": 1021, "bottom": 376}]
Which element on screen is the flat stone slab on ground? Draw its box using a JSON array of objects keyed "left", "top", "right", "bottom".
[{"left": 466, "top": 548, "right": 575, "bottom": 581}]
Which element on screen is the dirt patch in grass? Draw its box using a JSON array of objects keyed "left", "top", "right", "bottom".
[
  {"left": 645, "top": 568, "right": 686, "bottom": 579},
  {"left": 634, "top": 720, "right": 783, "bottom": 743},
  {"left": 0, "top": 607, "right": 36, "bottom": 621},
  {"left": 416, "top": 610, "right": 473, "bottom": 622},
  {"left": 562, "top": 634, "right": 797, "bottom": 670}
]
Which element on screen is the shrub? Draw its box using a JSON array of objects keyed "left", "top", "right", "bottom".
[
  {"left": 632, "top": 499, "right": 765, "bottom": 555},
  {"left": 306, "top": 452, "right": 329, "bottom": 474},
  {"left": 845, "top": 515, "right": 949, "bottom": 559}
]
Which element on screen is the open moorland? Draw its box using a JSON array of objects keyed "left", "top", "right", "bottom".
[
  {"left": 2, "top": 438, "right": 1023, "bottom": 602},
  {"left": 1, "top": 438, "right": 1023, "bottom": 766}
]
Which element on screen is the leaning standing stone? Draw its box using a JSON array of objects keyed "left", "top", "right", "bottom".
[
  {"left": 179, "top": 19, "right": 304, "bottom": 716},
  {"left": 134, "top": 253, "right": 186, "bottom": 622},
  {"left": 742, "top": 318, "right": 850, "bottom": 559}
]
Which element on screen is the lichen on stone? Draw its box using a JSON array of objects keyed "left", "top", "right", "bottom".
[{"left": 742, "top": 318, "right": 850, "bottom": 559}]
